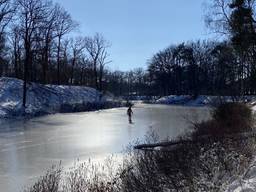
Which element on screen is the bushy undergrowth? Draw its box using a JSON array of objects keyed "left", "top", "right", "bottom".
[
  {"left": 120, "top": 137, "right": 256, "bottom": 191},
  {"left": 193, "top": 102, "right": 254, "bottom": 137},
  {"left": 24, "top": 102, "right": 256, "bottom": 192},
  {"left": 24, "top": 159, "right": 122, "bottom": 192},
  {"left": 24, "top": 165, "right": 62, "bottom": 192}
]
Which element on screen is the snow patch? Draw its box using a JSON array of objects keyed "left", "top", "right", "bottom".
[{"left": 156, "top": 95, "right": 256, "bottom": 107}]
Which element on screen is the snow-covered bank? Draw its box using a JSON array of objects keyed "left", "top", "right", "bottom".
[
  {"left": 0, "top": 77, "right": 122, "bottom": 118},
  {"left": 226, "top": 159, "right": 256, "bottom": 192},
  {"left": 156, "top": 95, "right": 256, "bottom": 106}
]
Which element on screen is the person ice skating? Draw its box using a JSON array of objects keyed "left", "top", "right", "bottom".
[{"left": 127, "top": 105, "right": 133, "bottom": 123}]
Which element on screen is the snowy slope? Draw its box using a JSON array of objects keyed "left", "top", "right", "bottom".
[
  {"left": 0, "top": 77, "right": 103, "bottom": 117},
  {"left": 156, "top": 95, "right": 218, "bottom": 106}
]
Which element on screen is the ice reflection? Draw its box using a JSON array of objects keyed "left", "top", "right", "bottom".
[{"left": 0, "top": 104, "right": 210, "bottom": 192}]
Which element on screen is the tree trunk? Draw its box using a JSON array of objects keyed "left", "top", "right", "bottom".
[
  {"left": 93, "top": 60, "right": 98, "bottom": 89},
  {"left": 23, "top": 46, "right": 30, "bottom": 108},
  {"left": 99, "top": 65, "right": 103, "bottom": 91},
  {"left": 14, "top": 42, "right": 18, "bottom": 78},
  {"left": 42, "top": 41, "right": 49, "bottom": 84},
  {"left": 70, "top": 56, "right": 76, "bottom": 84},
  {"left": 57, "top": 36, "right": 61, "bottom": 85}
]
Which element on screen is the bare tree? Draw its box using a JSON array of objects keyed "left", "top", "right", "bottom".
[
  {"left": 10, "top": 26, "right": 22, "bottom": 79},
  {"left": 69, "top": 36, "right": 86, "bottom": 84},
  {"left": 85, "top": 33, "right": 110, "bottom": 90},
  {"left": 204, "top": 0, "right": 232, "bottom": 36},
  {"left": 0, "top": 0, "right": 15, "bottom": 36},
  {"left": 98, "top": 46, "right": 111, "bottom": 91},
  {"left": 0, "top": 0, "right": 15, "bottom": 76},
  {"left": 39, "top": 2, "right": 58, "bottom": 83},
  {"left": 54, "top": 4, "right": 78, "bottom": 84},
  {"left": 61, "top": 39, "right": 70, "bottom": 84},
  {"left": 16, "top": 0, "right": 48, "bottom": 107}
]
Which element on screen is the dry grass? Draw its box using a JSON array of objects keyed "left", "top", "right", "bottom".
[{"left": 24, "top": 164, "right": 62, "bottom": 192}]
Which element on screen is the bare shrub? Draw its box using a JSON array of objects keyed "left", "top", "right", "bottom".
[
  {"left": 120, "top": 136, "right": 256, "bottom": 191},
  {"left": 24, "top": 164, "right": 62, "bottom": 192},
  {"left": 213, "top": 103, "right": 253, "bottom": 132},
  {"left": 193, "top": 102, "right": 254, "bottom": 137},
  {"left": 24, "top": 158, "right": 122, "bottom": 192},
  {"left": 62, "top": 159, "right": 121, "bottom": 192}
]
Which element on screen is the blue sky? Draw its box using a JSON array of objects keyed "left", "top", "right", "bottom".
[{"left": 53, "top": 0, "right": 211, "bottom": 71}]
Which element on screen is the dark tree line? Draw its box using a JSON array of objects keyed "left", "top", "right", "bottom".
[
  {"left": 147, "top": 41, "right": 239, "bottom": 96},
  {"left": 105, "top": 68, "right": 150, "bottom": 97},
  {"left": 206, "top": 0, "right": 256, "bottom": 95},
  {"left": 109, "top": 0, "right": 256, "bottom": 97},
  {"left": 0, "top": 1, "right": 150, "bottom": 100},
  {"left": 0, "top": 0, "right": 114, "bottom": 107},
  {"left": 1, "top": 0, "right": 256, "bottom": 103},
  {"left": 147, "top": 0, "right": 256, "bottom": 97}
]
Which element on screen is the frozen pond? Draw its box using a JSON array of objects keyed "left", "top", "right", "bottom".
[{"left": 0, "top": 103, "right": 210, "bottom": 192}]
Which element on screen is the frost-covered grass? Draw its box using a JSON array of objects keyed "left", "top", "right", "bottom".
[{"left": 0, "top": 77, "right": 122, "bottom": 118}]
